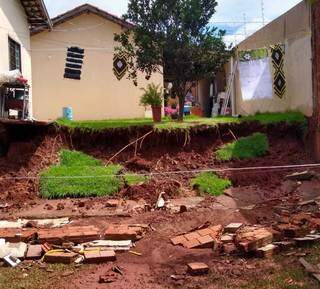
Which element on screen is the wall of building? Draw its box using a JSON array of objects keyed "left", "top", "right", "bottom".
[
  {"left": 0, "top": 0, "right": 32, "bottom": 115},
  {"left": 233, "top": 0, "right": 313, "bottom": 116},
  {"left": 31, "top": 13, "right": 163, "bottom": 121}
]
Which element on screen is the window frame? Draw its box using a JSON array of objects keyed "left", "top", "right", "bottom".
[{"left": 8, "top": 37, "right": 22, "bottom": 72}]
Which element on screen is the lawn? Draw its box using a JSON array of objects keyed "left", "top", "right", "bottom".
[
  {"left": 191, "top": 172, "right": 231, "bottom": 196},
  {"left": 40, "top": 150, "right": 149, "bottom": 199},
  {"left": 216, "top": 132, "right": 269, "bottom": 161},
  {"left": 56, "top": 111, "right": 306, "bottom": 132}
]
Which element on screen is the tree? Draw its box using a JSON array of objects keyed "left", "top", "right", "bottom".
[{"left": 114, "top": 0, "right": 231, "bottom": 120}]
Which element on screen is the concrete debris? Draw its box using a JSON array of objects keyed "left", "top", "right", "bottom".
[
  {"left": 0, "top": 242, "right": 27, "bottom": 259},
  {"left": 187, "top": 262, "right": 209, "bottom": 275},
  {"left": 0, "top": 218, "right": 70, "bottom": 229},
  {"left": 256, "top": 244, "right": 279, "bottom": 258},
  {"left": 221, "top": 234, "right": 234, "bottom": 244},
  {"left": 285, "top": 171, "right": 315, "bottom": 181},
  {"left": 84, "top": 240, "right": 132, "bottom": 251},
  {"left": 224, "top": 223, "right": 243, "bottom": 234},
  {"left": 3, "top": 255, "right": 21, "bottom": 267}
]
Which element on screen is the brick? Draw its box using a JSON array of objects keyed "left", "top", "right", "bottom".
[
  {"left": 184, "top": 232, "right": 201, "bottom": 241},
  {"left": 104, "top": 225, "right": 142, "bottom": 241},
  {"left": 256, "top": 244, "right": 279, "bottom": 258},
  {"left": 208, "top": 225, "right": 223, "bottom": 238},
  {"left": 224, "top": 223, "right": 243, "bottom": 233},
  {"left": 171, "top": 235, "right": 187, "bottom": 246},
  {"left": 84, "top": 250, "right": 116, "bottom": 263},
  {"left": 182, "top": 238, "right": 201, "bottom": 249},
  {"left": 43, "top": 251, "right": 78, "bottom": 264},
  {"left": 105, "top": 200, "right": 119, "bottom": 208},
  {"left": 196, "top": 235, "right": 216, "bottom": 249},
  {"left": 221, "top": 234, "right": 234, "bottom": 244},
  {"left": 235, "top": 226, "right": 273, "bottom": 252},
  {"left": 223, "top": 243, "right": 237, "bottom": 254},
  {"left": 276, "top": 224, "right": 308, "bottom": 238},
  {"left": 0, "top": 229, "right": 37, "bottom": 243},
  {"left": 187, "top": 262, "right": 209, "bottom": 275},
  {"left": 26, "top": 245, "right": 43, "bottom": 260},
  {"left": 197, "top": 228, "right": 213, "bottom": 237}
]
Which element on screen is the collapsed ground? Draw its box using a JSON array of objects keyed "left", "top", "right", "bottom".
[{"left": 1, "top": 114, "right": 320, "bottom": 288}]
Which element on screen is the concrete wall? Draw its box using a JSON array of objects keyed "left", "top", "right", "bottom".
[
  {"left": 0, "top": 0, "right": 32, "bottom": 114},
  {"left": 31, "top": 13, "right": 163, "bottom": 121},
  {"left": 234, "top": 0, "right": 313, "bottom": 116}
]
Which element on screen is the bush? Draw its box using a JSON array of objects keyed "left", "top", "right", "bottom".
[
  {"left": 216, "top": 133, "right": 269, "bottom": 161},
  {"left": 140, "top": 83, "right": 163, "bottom": 107},
  {"left": 191, "top": 173, "right": 231, "bottom": 196}
]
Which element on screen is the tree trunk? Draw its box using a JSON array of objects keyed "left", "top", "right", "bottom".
[{"left": 178, "top": 93, "right": 185, "bottom": 121}]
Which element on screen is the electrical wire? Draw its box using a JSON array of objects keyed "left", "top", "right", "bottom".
[{"left": 1, "top": 163, "right": 319, "bottom": 180}]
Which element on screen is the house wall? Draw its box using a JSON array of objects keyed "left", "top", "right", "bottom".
[
  {"left": 31, "top": 13, "right": 163, "bottom": 121},
  {"left": 0, "top": 0, "right": 32, "bottom": 115},
  {"left": 234, "top": 0, "right": 313, "bottom": 116}
]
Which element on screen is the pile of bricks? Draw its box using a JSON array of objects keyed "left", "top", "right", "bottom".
[
  {"left": 0, "top": 223, "right": 147, "bottom": 265},
  {"left": 170, "top": 225, "right": 222, "bottom": 249}
]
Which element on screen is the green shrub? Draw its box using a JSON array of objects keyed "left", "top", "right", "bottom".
[
  {"left": 216, "top": 132, "right": 269, "bottom": 161},
  {"left": 40, "top": 164, "right": 122, "bottom": 199},
  {"left": 191, "top": 173, "right": 231, "bottom": 196},
  {"left": 124, "top": 174, "right": 149, "bottom": 186},
  {"left": 60, "top": 150, "right": 102, "bottom": 166}
]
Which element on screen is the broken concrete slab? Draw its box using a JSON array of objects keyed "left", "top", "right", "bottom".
[
  {"left": 0, "top": 242, "right": 27, "bottom": 259},
  {"left": 187, "top": 262, "right": 209, "bottom": 275},
  {"left": 3, "top": 255, "right": 21, "bottom": 267},
  {"left": 84, "top": 240, "right": 132, "bottom": 251},
  {"left": 0, "top": 218, "right": 70, "bottom": 229}
]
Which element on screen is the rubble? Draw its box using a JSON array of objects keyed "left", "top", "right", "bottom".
[
  {"left": 299, "top": 258, "right": 320, "bottom": 283},
  {"left": 170, "top": 225, "right": 222, "bottom": 250},
  {"left": 187, "top": 262, "right": 209, "bottom": 275},
  {"left": 84, "top": 249, "right": 116, "bottom": 263},
  {"left": 256, "top": 244, "right": 278, "bottom": 258},
  {"left": 26, "top": 245, "right": 43, "bottom": 260},
  {"left": 224, "top": 223, "right": 243, "bottom": 234},
  {"left": 43, "top": 251, "right": 79, "bottom": 264}
]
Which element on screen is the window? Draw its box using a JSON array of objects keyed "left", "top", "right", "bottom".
[{"left": 8, "top": 37, "right": 21, "bottom": 72}]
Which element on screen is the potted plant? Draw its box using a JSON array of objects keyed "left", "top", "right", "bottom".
[{"left": 140, "top": 83, "right": 163, "bottom": 123}]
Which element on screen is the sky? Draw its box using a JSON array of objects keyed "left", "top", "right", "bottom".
[{"left": 44, "top": 0, "right": 302, "bottom": 46}]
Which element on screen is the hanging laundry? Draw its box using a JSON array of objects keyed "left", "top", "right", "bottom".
[
  {"left": 238, "top": 48, "right": 273, "bottom": 101},
  {"left": 271, "top": 44, "right": 286, "bottom": 99}
]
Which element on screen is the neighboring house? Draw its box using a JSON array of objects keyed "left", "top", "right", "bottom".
[
  {"left": 226, "top": 0, "right": 313, "bottom": 117},
  {"left": 0, "top": 0, "right": 51, "bottom": 118},
  {"left": 31, "top": 4, "right": 163, "bottom": 121}
]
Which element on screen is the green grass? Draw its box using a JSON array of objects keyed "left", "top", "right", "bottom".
[
  {"left": 191, "top": 172, "right": 231, "bottom": 196},
  {"left": 216, "top": 132, "right": 269, "bottom": 161},
  {"left": 40, "top": 164, "right": 123, "bottom": 199},
  {"left": 60, "top": 149, "right": 102, "bottom": 166},
  {"left": 56, "top": 111, "right": 306, "bottom": 132},
  {"left": 124, "top": 174, "right": 149, "bottom": 186}
]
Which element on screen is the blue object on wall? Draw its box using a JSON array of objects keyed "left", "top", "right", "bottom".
[{"left": 63, "top": 107, "right": 73, "bottom": 120}]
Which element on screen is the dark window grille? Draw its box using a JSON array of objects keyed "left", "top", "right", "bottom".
[{"left": 8, "top": 37, "right": 21, "bottom": 72}]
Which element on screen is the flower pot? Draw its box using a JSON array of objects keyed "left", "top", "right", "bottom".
[{"left": 152, "top": 106, "right": 162, "bottom": 123}]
